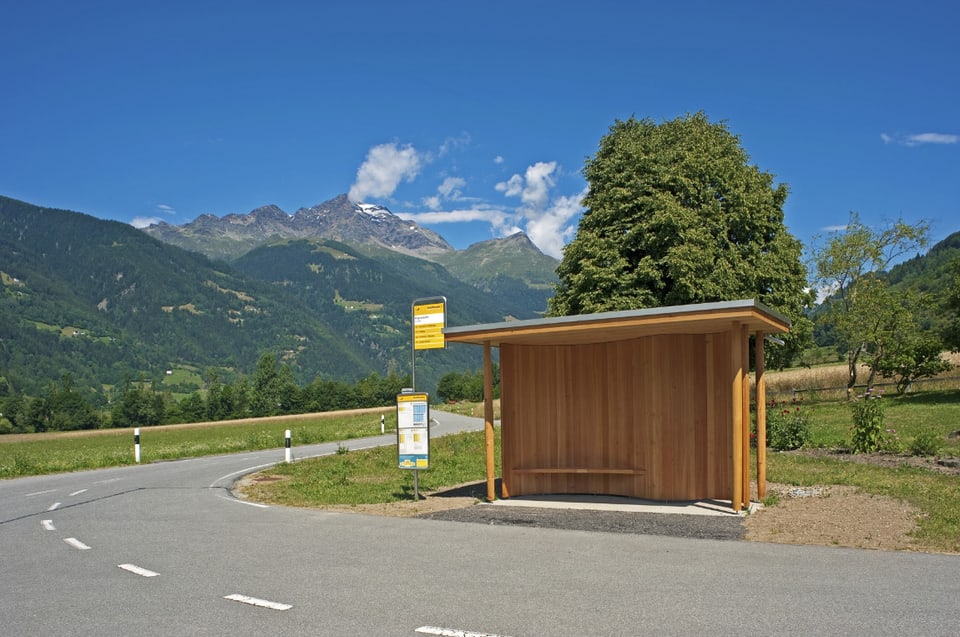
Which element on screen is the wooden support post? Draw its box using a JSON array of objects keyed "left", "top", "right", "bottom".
[
  {"left": 755, "top": 331, "right": 767, "bottom": 500},
  {"left": 731, "top": 325, "right": 743, "bottom": 512},
  {"left": 741, "top": 324, "right": 751, "bottom": 509},
  {"left": 483, "top": 341, "right": 496, "bottom": 502}
]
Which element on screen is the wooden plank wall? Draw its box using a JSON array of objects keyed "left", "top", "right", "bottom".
[{"left": 500, "top": 332, "right": 735, "bottom": 501}]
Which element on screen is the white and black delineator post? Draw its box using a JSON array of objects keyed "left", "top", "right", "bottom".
[
  {"left": 381, "top": 414, "right": 385, "bottom": 435},
  {"left": 284, "top": 429, "right": 292, "bottom": 463},
  {"left": 134, "top": 428, "right": 141, "bottom": 464}
]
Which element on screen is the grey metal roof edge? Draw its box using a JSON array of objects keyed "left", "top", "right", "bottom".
[{"left": 444, "top": 298, "right": 791, "bottom": 336}]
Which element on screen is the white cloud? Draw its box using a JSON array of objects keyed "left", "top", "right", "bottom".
[
  {"left": 524, "top": 189, "right": 586, "bottom": 258},
  {"left": 495, "top": 174, "right": 524, "bottom": 197},
  {"left": 348, "top": 143, "right": 423, "bottom": 202},
  {"left": 399, "top": 206, "right": 509, "bottom": 227},
  {"left": 812, "top": 282, "right": 840, "bottom": 304},
  {"left": 439, "top": 132, "right": 471, "bottom": 156},
  {"left": 131, "top": 216, "right": 163, "bottom": 229},
  {"left": 881, "top": 131, "right": 958, "bottom": 146},
  {"left": 496, "top": 161, "right": 557, "bottom": 208},
  {"left": 495, "top": 161, "right": 583, "bottom": 258},
  {"left": 156, "top": 204, "right": 176, "bottom": 214},
  {"left": 437, "top": 176, "right": 466, "bottom": 198},
  {"left": 422, "top": 176, "right": 467, "bottom": 210},
  {"left": 493, "top": 155, "right": 504, "bottom": 164},
  {"left": 907, "top": 132, "right": 958, "bottom": 145},
  {"left": 821, "top": 224, "right": 848, "bottom": 233}
]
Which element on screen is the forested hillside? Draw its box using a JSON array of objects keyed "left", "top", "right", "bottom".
[
  {"left": 0, "top": 197, "right": 544, "bottom": 420},
  {"left": 0, "top": 197, "right": 381, "bottom": 397}
]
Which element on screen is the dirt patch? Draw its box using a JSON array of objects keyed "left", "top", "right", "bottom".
[
  {"left": 742, "top": 450, "right": 959, "bottom": 552},
  {"left": 743, "top": 483, "right": 922, "bottom": 551}
]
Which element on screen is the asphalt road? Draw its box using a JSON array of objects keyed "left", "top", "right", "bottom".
[{"left": 2, "top": 411, "right": 959, "bottom": 636}]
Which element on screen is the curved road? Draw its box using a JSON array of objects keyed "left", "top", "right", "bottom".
[{"left": 2, "top": 411, "right": 958, "bottom": 636}]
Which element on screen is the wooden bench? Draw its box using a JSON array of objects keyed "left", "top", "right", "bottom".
[{"left": 511, "top": 467, "right": 645, "bottom": 475}]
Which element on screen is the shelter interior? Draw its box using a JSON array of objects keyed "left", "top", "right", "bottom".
[{"left": 443, "top": 300, "right": 791, "bottom": 511}]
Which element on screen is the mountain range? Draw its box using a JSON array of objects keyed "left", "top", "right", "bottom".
[{"left": 0, "top": 194, "right": 559, "bottom": 399}]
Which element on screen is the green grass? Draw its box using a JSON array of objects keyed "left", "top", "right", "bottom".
[
  {"left": 776, "top": 389, "right": 960, "bottom": 454},
  {"left": 241, "top": 427, "right": 500, "bottom": 507},
  {"left": 0, "top": 410, "right": 394, "bottom": 479}
]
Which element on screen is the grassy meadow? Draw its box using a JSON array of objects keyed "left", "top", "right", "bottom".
[{"left": 0, "top": 408, "right": 393, "bottom": 479}]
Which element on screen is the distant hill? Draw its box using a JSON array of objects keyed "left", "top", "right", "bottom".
[
  {"left": 433, "top": 232, "right": 559, "bottom": 317},
  {"left": 0, "top": 196, "right": 386, "bottom": 396},
  {"left": 1, "top": 196, "right": 546, "bottom": 398},
  {"left": 885, "top": 229, "right": 960, "bottom": 337}
]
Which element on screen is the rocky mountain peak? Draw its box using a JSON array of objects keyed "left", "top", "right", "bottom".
[{"left": 143, "top": 194, "right": 453, "bottom": 260}]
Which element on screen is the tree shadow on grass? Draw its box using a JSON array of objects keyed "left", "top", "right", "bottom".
[{"left": 893, "top": 389, "right": 960, "bottom": 407}]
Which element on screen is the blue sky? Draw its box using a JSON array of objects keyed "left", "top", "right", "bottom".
[{"left": 2, "top": 1, "right": 957, "bottom": 260}]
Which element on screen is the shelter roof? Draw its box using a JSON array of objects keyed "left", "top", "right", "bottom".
[{"left": 443, "top": 299, "right": 790, "bottom": 347}]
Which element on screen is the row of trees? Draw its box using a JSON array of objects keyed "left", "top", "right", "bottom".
[
  {"left": 436, "top": 365, "right": 500, "bottom": 403},
  {"left": 0, "top": 353, "right": 410, "bottom": 434}
]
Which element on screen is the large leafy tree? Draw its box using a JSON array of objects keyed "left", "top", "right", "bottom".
[{"left": 549, "top": 113, "right": 812, "bottom": 364}]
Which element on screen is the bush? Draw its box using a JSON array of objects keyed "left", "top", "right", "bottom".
[
  {"left": 910, "top": 430, "right": 943, "bottom": 457},
  {"left": 850, "top": 388, "right": 885, "bottom": 453},
  {"left": 764, "top": 399, "right": 811, "bottom": 451}
]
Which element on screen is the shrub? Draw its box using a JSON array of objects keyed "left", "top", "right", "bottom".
[
  {"left": 850, "top": 388, "right": 885, "bottom": 453},
  {"left": 764, "top": 399, "right": 811, "bottom": 451},
  {"left": 910, "top": 429, "right": 943, "bottom": 457}
]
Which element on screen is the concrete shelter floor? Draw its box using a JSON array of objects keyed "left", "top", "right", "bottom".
[{"left": 488, "top": 494, "right": 760, "bottom": 516}]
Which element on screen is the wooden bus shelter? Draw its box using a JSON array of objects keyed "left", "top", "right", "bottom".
[{"left": 443, "top": 299, "right": 790, "bottom": 512}]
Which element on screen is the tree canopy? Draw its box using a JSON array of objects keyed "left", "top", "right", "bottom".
[{"left": 549, "top": 113, "right": 812, "bottom": 363}]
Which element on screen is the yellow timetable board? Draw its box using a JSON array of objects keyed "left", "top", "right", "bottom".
[{"left": 397, "top": 392, "right": 430, "bottom": 469}]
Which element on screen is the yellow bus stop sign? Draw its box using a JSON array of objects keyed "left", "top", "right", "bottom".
[{"left": 412, "top": 300, "right": 446, "bottom": 350}]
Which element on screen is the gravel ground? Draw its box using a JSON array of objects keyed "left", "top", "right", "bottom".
[{"left": 417, "top": 505, "right": 746, "bottom": 541}]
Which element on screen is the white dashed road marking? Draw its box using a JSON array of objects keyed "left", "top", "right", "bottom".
[
  {"left": 416, "top": 626, "right": 514, "bottom": 637},
  {"left": 224, "top": 594, "right": 292, "bottom": 611},
  {"left": 118, "top": 563, "right": 159, "bottom": 577},
  {"left": 26, "top": 489, "right": 57, "bottom": 497},
  {"left": 64, "top": 537, "right": 91, "bottom": 550},
  {"left": 48, "top": 502, "right": 61, "bottom": 511},
  {"left": 41, "top": 520, "right": 55, "bottom": 531}
]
